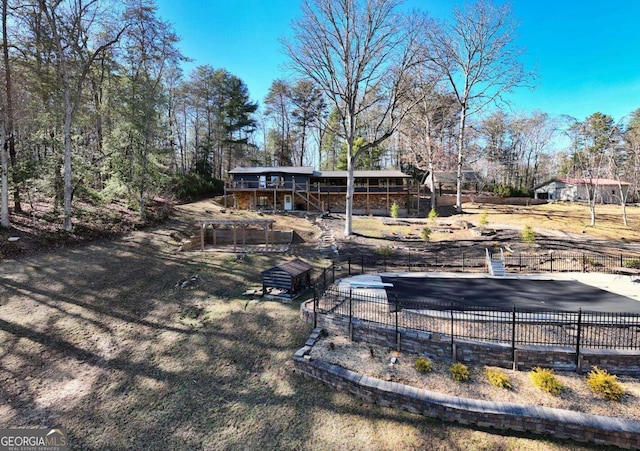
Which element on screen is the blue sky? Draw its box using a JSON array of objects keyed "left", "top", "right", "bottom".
[{"left": 155, "top": 0, "right": 640, "bottom": 124}]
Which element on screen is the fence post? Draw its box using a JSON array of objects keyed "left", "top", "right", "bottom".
[
  {"left": 395, "top": 295, "right": 400, "bottom": 351},
  {"left": 511, "top": 305, "right": 516, "bottom": 369},
  {"left": 575, "top": 309, "right": 582, "bottom": 372},
  {"left": 620, "top": 254, "right": 624, "bottom": 268},
  {"left": 313, "top": 285, "right": 318, "bottom": 329},
  {"left": 582, "top": 254, "right": 587, "bottom": 273},
  {"left": 550, "top": 253, "right": 554, "bottom": 272},
  {"left": 450, "top": 302, "right": 455, "bottom": 360},
  {"left": 349, "top": 287, "right": 353, "bottom": 341}
]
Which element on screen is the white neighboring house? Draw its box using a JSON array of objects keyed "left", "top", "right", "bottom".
[{"left": 534, "top": 178, "right": 630, "bottom": 204}]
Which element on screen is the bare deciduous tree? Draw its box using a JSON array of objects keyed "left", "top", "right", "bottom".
[
  {"left": 283, "top": 0, "right": 424, "bottom": 235},
  {"left": 39, "top": 0, "right": 127, "bottom": 231},
  {"left": 425, "top": 0, "right": 530, "bottom": 213}
]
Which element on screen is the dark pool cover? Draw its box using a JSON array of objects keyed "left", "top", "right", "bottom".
[{"left": 380, "top": 276, "right": 640, "bottom": 313}]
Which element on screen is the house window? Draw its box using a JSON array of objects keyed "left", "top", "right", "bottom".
[
  {"left": 270, "top": 175, "right": 284, "bottom": 186},
  {"left": 355, "top": 178, "right": 367, "bottom": 187},
  {"left": 257, "top": 196, "right": 269, "bottom": 207}
]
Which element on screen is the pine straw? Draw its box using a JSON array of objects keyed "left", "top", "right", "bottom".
[{"left": 310, "top": 332, "right": 640, "bottom": 421}]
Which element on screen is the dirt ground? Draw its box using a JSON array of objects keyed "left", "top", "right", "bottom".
[
  {"left": 322, "top": 203, "right": 640, "bottom": 265},
  {"left": 0, "top": 199, "right": 636, "bottom": 450}
]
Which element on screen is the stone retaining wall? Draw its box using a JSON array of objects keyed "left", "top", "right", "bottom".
[
  {"left": 294, "top": 327, "right": 640, "bottom": 450},
  {"left": 300, "top": 300, "right": 640, "bottom": 375}
]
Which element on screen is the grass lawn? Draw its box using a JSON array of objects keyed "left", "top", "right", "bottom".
[
  {"left": 0, "top": 200, "right": 620, "bottom": 450},
  {"left": 461, "top": 202, "right": 640, "bottom": 241}
]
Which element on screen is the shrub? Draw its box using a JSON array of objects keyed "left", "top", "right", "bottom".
[
  {"left": 529, "top": 367, "right": 563, "bottom": 395},
  {"left": 170, "top": 173, "right": 224, "bottom": 202},
  {"left": 390, "top": 201, "right": 400, "bottom": 219},
  {"left": 376, "top": 245, "right": 393, "bottom": 257},
  {"left": 421, "top": 227, "right": 432, "bottom": 242},
  {"left": 586, "top": 367, "right": 624, "bottom": 401},
  {"left": 521, "top": 225, "right": 536, "bottom": 244},
  {"left": 493, "top": 184, "right": 512, "bottom": 197},
  {"left": 479, "top": 210, "right": 489, "bottom": 228},
  {"left": 485, "top": 367, "right": 511, "bottom": 389},
  {"left": 450, "top": 362, "right": 469, "bottom": 382},
  {"left": 427, "top": 208, "right": 438, "bottom": 223},
  {"left": 623, "top": 259, "right": 640, "bottom": 269},
  {"left": 414, "top": 357, "right": 432, "bottom": 374}
]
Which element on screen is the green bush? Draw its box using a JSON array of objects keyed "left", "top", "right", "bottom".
[
  {"left": 414, "top": 357, "right": 432, "bottom": 374},
  {"left": 450, "top": 362, "right": 469, "bottom": 382},
  {"left": 493, "top": 184, "right": 512, "bottom": 197},
  {"left": 428, "top": 208, "right": 438, "bottom": 223},
  {"left": 390, "top": 201, "right": 400, "bottom": 219},
  {"left": 586, "top": 367, "right": 624, "bottom": 401},
  {"left": 529, "top": 367, "right": 563, "bottom": 395},
  {"left": 479, "top": 210, "right": 489, "bottom": 228},
  {"left": 485, "top": 367, "right": 511, "bottom": 389},
  {"left": 376, "top": 245, "right": 393, "bottom": 257},
  {"left": 623, "top": 259, "right": 640, "bottom": 269},
  {"left": 421, "top": 227, "right": 432, "bottom": 242},
  {"left": 491, "top": 184, "right": 531, "bottom": 197},
  {"left": 521, "top": 225, "right": 536, "bottom": 244},
  {"left": 170, "top": 173, "right": 224, "bottom": 202}
]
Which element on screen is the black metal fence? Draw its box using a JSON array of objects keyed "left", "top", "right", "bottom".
[
  {"left": 315, "top": 285, "right": 640, "bottom": 351},
  {"left": 335, "top": 251, "right": 639, "bottom": 275},
  {"left": 311, "top": 256, "right": 640, "bottom": 352}
]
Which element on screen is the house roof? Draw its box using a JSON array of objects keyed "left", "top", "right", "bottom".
[
  {"left": 313, "top": 170, "right": 411, "bottom": 178},
  {"left": 229, "top": 166, "right": 315, "bottom": 175},
  {"left": 229, "top": 166, "right": 412, "bottom": 179},
  {"left": 423, "top": 170, "right": 482, "bottom": 185},
  {"left": 261, "top": 258, "right": 313, "bottom": 277},
  {"left": 534, "top": 178, "right": 630, "bottom": 190},
  {"left": 559, "top": 177, "right": 630, "bottom": 186}
]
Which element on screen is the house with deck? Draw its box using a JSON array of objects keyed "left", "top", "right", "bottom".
[{"left": 225, "top": 166, "right": 414, "bottom": 214}]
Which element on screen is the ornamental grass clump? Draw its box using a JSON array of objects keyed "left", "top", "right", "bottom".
[
  {"left": 479, "top": 210, "right": 489, "bottom": 228},
  {"left": 421, "top": 227, "right": 432, "bottom": 242},
  {"left": 521, "top": 225, "right": 536, "bottom": 244},
  {"left": 485, "top": 367, "right": 511, "bottom": 389},
  {"left": 586, "top": 367, "right": 624, "bottom": 401},
  {"left": 414, "top": 357, "right": 432, "bottom": 374},
  {"left": 624, "top": 258, "right": 640, "bottom": 269},
  {"left": 450, "top": 362, "right": 469, "bottom": 382},
  {"left": 529, "top": 367, "right": 563, "bottom": 395},
  {"left": 427, "top": 208, "right": 438, "bottom": 223},
  {"left": 390, "top": 201, "right": 399, "bottom": 219}
]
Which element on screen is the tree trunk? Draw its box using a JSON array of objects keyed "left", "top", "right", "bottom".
[
  {"left": 1, "top": 113, "right": 8, "bottom": 228},
  {"left": 344, "top": 152, "right": 355, "bottom": 236},
  {"left": 455, "top": 105, "right": 467, "bottom": 213},
  {"left": 63, "top": 85, "right": 73, "bottom": 231},
  {"left": 617, "top": 179, "right": 628, "bottom": 226},
  {"left": 3, "top": 0, "right": 19, "bottom": 213}
]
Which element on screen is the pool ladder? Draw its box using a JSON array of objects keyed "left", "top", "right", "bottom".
[{"left": 486, "top": 248, "right": 506, "bottom": 276}]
